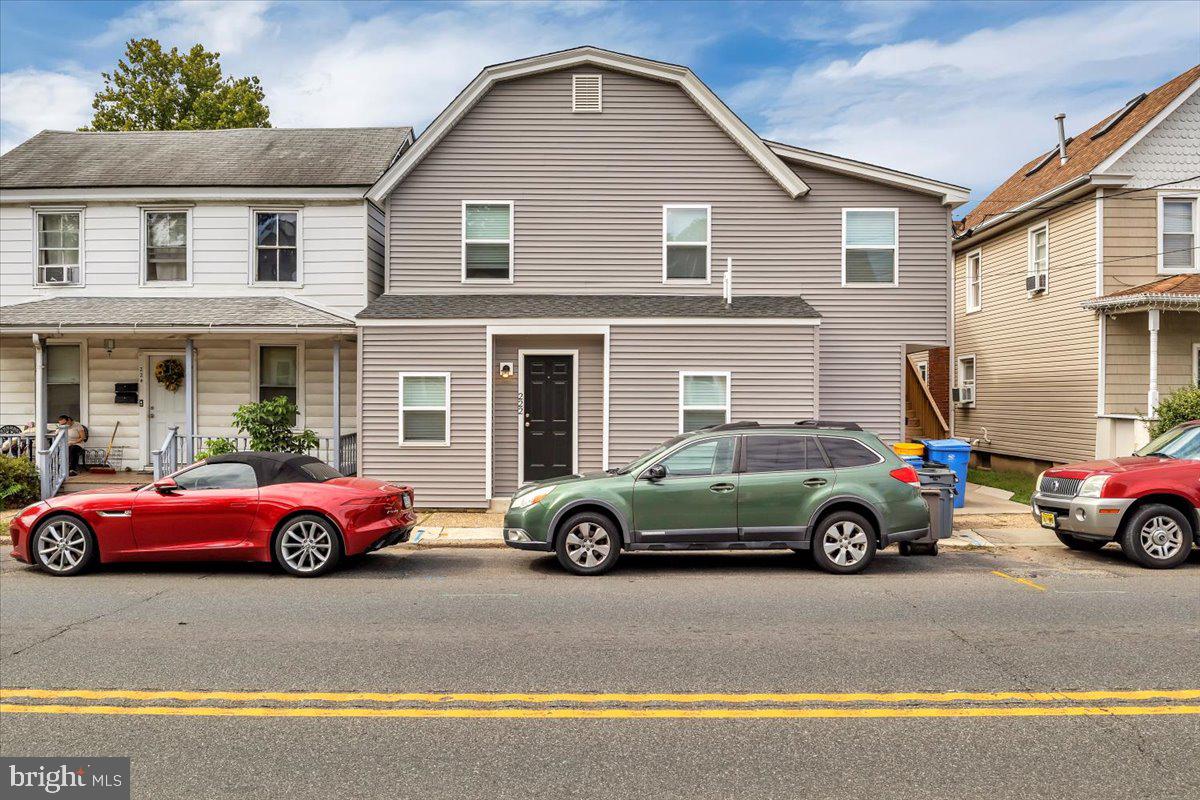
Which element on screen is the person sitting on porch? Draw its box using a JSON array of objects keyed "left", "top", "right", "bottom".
[
  {"left": 0, "top": 420, "right": 36, "bottom": 457},
  {"left": 57, "top": 415, "right": 88, "bottom": 476}
]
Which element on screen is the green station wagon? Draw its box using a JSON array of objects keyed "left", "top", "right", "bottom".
[{"left": 503, "top": 421, "right": 931, "bottom": 575}]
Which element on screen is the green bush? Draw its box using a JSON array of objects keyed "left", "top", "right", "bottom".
[
  {"left": 0, "top": 456, "right": 40, "bottom": 509},
  {"left": 231, "top": 396, "right": 319, "bottom": 454},
  {"left": 195, "top": 437, "right": 238, "bottom": 460},
  {"left": 1149, "top": 386, "right": 1200, "bottom": 439}
]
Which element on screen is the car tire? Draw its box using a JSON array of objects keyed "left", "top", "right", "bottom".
[
  {"left": 31, "top": 514, "right": 97, "bottom": 576},
  {"left": 273, "top": 514, "right": 343, "bottom": 577},
  {"left": 810, "top": 511, "right": 877, "bottom": 574},
  {"left": 555, "top": 512, "right": 621, "bottom": 576},
  {"left": 1119, "top": 504, "right": 1193, "bottom": 569},
  {"left": 1055, "top": 531, "right": 1107, "bottom": 552}
]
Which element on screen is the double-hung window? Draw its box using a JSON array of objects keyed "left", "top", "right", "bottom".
[
  {"left": 957, "top": 356, "right": 976, "bottom": 407},
  {"left": 35, "top": 210, "right": 83, "bottom": 286},
  {"left": 462, "top": 202, "right": 512, "bottom": 282},
  {"left": 965, "top": 250, "right": 982, "bottom": 312},
  {"left": 46, "top": 343, "right": 82, "bottom": 421},
  {"left": 679, "top": 372, "right": 730, "bottom": 432},
  {"left": 1160, "top": 195, "right": 1197, "bottom": 273},
  {"left": 399, "top": 373, "right": 450, "bottom": 445},
  {"left": 842, "top": 208, "right": 898, "bottom": 285},
  {"left": 663, "top": 205, "right": 710, "bottom": 282},
  {"left": 253, "top": 211, "right": 299, "bottom": 283},
  {"left": 258, "top": 345, "right": 300, "bottom": 424},
  {"left": 143, "top": 209, "right": 190, "bottom": 283},
  {"left": 1027, "top": 222, "right": 1048, "bottom": 292}
]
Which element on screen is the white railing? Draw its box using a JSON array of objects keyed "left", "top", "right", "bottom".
[
  {"left": 0, "top": 433, "right": 37, "bottom": 463},
  {"left": 151, "top": 430, "right": 356, "bottom": 479},
  {"left": 151, "top": 426, "right": 181, "bottom": 480},
  {"left": 37, "top": 428, "right": 69, "bottom": 499}
]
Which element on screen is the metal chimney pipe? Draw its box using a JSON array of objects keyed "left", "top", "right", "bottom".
[{"left": 1055, "top": 113, "right": 1068, "bottom": 164}]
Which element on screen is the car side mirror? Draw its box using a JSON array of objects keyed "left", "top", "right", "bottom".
[
  {"left": 153, "top": 478, "right": 179, "bottom": 494},
  {"left": 645, "top": 464, "right": 667, "bottom": 482}
]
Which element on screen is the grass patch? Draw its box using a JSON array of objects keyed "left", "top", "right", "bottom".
[{"left": 968, "top": 467, "right": 1036, "bottom": 506}]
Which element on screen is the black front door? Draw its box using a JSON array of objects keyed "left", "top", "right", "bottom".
[{"left": 523, "top": 354, "right": 573, "bottom": 481}]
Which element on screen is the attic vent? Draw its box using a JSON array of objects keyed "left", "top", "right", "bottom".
[
  {"left": 1091, "top": 93, "right": 1147, "bottom": 140},
  {"left": 572, "top": 74, "right": 602, "bottom": 112}
]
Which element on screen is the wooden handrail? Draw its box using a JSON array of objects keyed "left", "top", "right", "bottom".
[{"left": 905, "top": 360, "right": 949, "bottom": 439}]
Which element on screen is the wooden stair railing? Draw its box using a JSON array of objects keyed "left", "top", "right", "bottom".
[{"left": 904, "top": 359, "right": 949, "bottom": 440}]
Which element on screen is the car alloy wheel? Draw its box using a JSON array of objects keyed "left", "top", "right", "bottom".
[
  {"left": 33, "top": 516, "right": 93, "bottom": 576},
  {"left": 1138, "top": 516, "right": 1184, "bottom": 561},
  {"left": 823, "top": 521, "right": 868, "bottom": 567},
  {"left": 278, "top": 517, "right": 338, "bottom": 576},
  {"left": 1119, "top": 504, "right": 1193, "bottom": 569},
  {"left": 565, "top": 522, "right": 611, "bottom": 569},
  {"left": 810, "top": 511, "right": 877, "bottom": 575},
  {"left": 555, "top": 512, "right": 621, "bottom": 575}
]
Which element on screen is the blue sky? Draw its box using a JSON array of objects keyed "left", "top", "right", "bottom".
[{"left": 1, "top": 0, "right": 1197, "bottom": 210}]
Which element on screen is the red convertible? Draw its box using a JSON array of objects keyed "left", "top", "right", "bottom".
[{"left": 8, "top": 452, "right": 416, "bottom": 577}]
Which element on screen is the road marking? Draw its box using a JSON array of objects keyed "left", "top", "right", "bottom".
[
  {"left": 3, "top": 688, "right": 1198, "bottom": 704},
  {"left": 3, "top": 703, "right": 1198, "bottom": 720},
  {"left": 991, "top": 570, "right": 1047, "bottom": 591}
]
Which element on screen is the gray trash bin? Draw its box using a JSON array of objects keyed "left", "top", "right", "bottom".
[{"left": 903, "top": 463, "right": 958, "bottom": 555}]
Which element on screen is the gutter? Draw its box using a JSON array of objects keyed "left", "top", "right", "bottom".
[
  {"left": 0, "top": 323, "right": 354, "bottom": 335},
  {"left": 954, "top": 173, "right": 1131, "bottom": 247},
  {"left": 1082, "top": 293, "right": 1200, "bottom": 312}
]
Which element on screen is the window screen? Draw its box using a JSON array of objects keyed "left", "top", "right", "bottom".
[
  {"left": 844, "top": 210, "right": 896, "bottom": 284},
  {"left": 464, "top": 204, "right": 511, "bottom": 280}
]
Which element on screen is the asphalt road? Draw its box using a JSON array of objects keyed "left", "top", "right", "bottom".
[{"left": 2, "top": 543, "right": 1198, "bottom": 799}]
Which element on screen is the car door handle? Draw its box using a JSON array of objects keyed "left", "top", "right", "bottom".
[
  {"left": 709, "top": 483, "right": 736, "bottom": 493},
  {"left": 227, "top": 501, "right": 252, "bottom": 509},
  {"left": 802, "top": 478, "right": 828, "bottom": 488}
]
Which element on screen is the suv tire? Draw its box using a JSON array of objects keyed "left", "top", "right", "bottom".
[
  {"left": 555, "top": 512, "right": 621, "bottom": 576},
  {"left": 810, "top": 511, "right": 876, "bottom": 575},
  {"left": 1055, "top": 531, "right": 1106, "bottom": 552},
  {"left": 1119, "top": 504, "right": 1193, "bottom": 569}
]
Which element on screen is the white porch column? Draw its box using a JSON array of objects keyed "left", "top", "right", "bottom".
[
  {"left": 1147, "top": 308, "right": 1160, "bottom": 413},
  {"left": 332, "top": 338, "right": 342, "bottom": 472},
  {"left": 184, "top": 337, "right": 196, "bottom": 461},
  {"left": 32, "top": 334, "right": 46, "bottom": 445}
]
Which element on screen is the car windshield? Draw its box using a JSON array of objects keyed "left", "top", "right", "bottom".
[
  {"left": 614, "top": 435, "right": 691, "bottom": 475},
  {"left": 1135, "top": 425, "right": 1200, "bottom": 460}
]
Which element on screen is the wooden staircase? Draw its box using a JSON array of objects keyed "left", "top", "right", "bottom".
[{"left": 904, "top": 360, "right": 949, "bottom": 441}]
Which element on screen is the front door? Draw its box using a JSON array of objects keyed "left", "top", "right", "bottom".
[
  {"left": 522, "top": 354, "right": 573, "bottom": 482},
  {"left": 144, "top": 353, "right": 187, "bottom": 464},
  {"left": 633, "top": 436, "right": 739, "bottom": 542}
]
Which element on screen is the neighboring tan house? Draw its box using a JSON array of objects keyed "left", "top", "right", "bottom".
[
  {"left": 951, "top": 64, "right": 1200, "bottom": 470},
  {"left": 0, "top": 127, "right": 411, "bottom": 494},
  {"left": 356, "top": 47, "right": 968, "bottom": 508}
]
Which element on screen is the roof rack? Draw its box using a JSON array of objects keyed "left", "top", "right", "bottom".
[
  {"left": 704, "top": 421, "right": 761, "bottom": 431},
  {"left": 794, "top": 419, "right": 863, "bottom": 431}
]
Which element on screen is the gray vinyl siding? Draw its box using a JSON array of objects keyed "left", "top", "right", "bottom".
[
  {"left": 360, "top": 325, "right": 486, "bottom": 507},
  {"left": 492, "top": 335, "right": 604, "bottom": 495},
  {"left": 366, "top": 201, "right": 386, "bottom": 302},
  {"left": 607, "top": 324, "right": 818, "bottom": 466},
  {"left": 382, "top": 66, "right": 949, "bottom": 441}
]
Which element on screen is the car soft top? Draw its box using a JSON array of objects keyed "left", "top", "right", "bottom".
[{"left": 206, "top": 451, "right": 331, "bottom": 487}]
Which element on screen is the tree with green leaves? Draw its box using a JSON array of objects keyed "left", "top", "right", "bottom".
[{"left": 84, "top": 38, "right": 270, "bottom": 131}]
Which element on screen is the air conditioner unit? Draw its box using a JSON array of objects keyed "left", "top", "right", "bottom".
[
  {"left": 952, "top": 387, "right": 975, "bottom": 406},
  {"left": 1025, "top": 273, "right": 1047, "bottom": 293}
]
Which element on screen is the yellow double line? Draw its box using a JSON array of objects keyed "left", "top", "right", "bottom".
[{"left": 2, "top": 688, "right": 1198, "bottom": 720}]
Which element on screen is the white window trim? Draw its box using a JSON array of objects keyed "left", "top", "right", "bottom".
[
  {"left": 140, "top": 206, "right": 193, "bottom": 286},
  {"left": 461, "top": 200, "right": 514, "bottom": 284},
  {"left": 31, "top": 207, "right": 86, "bottom": 288},
  {"left": 248, "top": 207, "right": 303, "bottom": 287},
  {"left": 45, "top": 339, "right": 89, "bottom": 424},
  {"left": 572, "top": 73, "right": 603, "bottom": 113},
  {"left": 678, "top": 370, "right": 731, "bottom": 433},
  {"left": 917, "top": 362, "right": 928, "bottom": 383},
  {"left": 841, "top": 207, "right": 899, "bottom": 287},
  {"left": 1026, "top": 220, "right": 1049, "bottom": 294},
  {"left": 662, "top": 204, "right": 712, "bottom": 284},
  {"left": 957, "top": 355, "right": 976, "bottom": 409},
  {"left": 1192, "top": 342, "right": 1199, "bottom": 386},
  {"left": 250, "top": 341, "right": 306, "bottom": 423},
  {"left": 965, "top": 248, "right": 982, "bottom": 313},
  {"left": 398, "top": 371, "right": 451, "bottom": 447},
  {"left": 1157, "top": 192, "right": 1199, "bottom": 275}
]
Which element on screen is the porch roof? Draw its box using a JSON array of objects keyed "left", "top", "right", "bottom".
[
  {"left": 358, "top": 294, "right": 821, "bottom": 320},
  {"left": 0, "top": 296, "right": 355, "bottom": 332},
  {"left": 1083, "top": 274, "right": 1200, "bottom": 313}
]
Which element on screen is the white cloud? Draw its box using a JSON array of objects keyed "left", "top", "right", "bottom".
[
  {"left": 736, "top": 0, "right": 1200, "bottom": 209},
  {"left": 0, "top": 69, "right": 96, "bottom": 153},
  {"left": 784, "top": 0, "right": 931, "bottom": 45},
  {"left": 93, "top": 0, "right": 274, "bottom": 55}
]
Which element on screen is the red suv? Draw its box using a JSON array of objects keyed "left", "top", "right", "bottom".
[{"left": 1032, "top": 421, "right": 1200, "bottom": 568}]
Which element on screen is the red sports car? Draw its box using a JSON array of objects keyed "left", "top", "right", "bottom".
[{"left": 8, "top": 452, "right": 416, "bottom": 577}]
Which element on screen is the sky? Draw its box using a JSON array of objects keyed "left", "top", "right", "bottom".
[{"left": 1, "top": 0, "right": 1197, "bottom": 213}]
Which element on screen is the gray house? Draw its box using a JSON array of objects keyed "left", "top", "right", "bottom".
[{"left": 358, "top": 47, "right": 969, "bottom": 507}]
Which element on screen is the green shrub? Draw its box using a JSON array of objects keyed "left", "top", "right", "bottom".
[
  {"left": 195, "top": 437, "right": 238, "bottom": 460},
  {"left": 0, "top": 456, "right": 40, "bottom": 509},
  {"left": 230, "top": 396, "right": 319, "bottom": 453},
  {"left": 1149, "top": 386, "right": 1200, "bottom": 439}
]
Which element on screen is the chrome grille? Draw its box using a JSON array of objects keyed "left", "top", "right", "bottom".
[{"left": 1038, "top": 476, "right": 1082, "bottom": 497}]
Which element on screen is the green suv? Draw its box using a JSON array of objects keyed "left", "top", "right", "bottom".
[{"left": 503, "top": 421, "right": 930, "bottom": 575}]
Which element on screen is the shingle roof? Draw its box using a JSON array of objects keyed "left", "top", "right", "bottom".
[
  {"left": 0, "top": 127, "right": 412, "bottom": 189},
  {"left": 1083, "top": 274, "right": 1200, "bottom": 310},
  {"left": 958, "top": 64, "right": 1200, "bottom": 236},
  {"left": 358, "top": 294, "right": 820, "bottom": 320},
  {"left": 0, "top": 296, "right": 354, "bottom": 328}
]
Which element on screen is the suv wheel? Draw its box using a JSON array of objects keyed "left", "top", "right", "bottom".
[
  {"left": 810, "top": 511, "right": 876, "bottom": 575},
  {"left": 1119, "top": 505, "right": 1193, "bottom": 569},
  {"left": 555, "top": 513, "right": 621, "bottom": 575},
  {"left": 1055, "top": 531, "right": 1106, "bottom": 552}
]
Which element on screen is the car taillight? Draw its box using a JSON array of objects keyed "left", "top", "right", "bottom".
[{"left": 889, "top": 465, "right": 921, "bottom": 488}]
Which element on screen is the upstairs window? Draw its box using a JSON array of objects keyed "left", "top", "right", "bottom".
[
  {"left": 35, "top": 210, "right": 83, "bottom": 286},
  {"left": 254, "top": 211, "right": 299, "bottom": 283},
  {"left": 679, "top": 372, "right": 729, "bottom": 432},
  {"left": 462, "top": 202, "right": 512, "bottom": 282},
  {"left": 843, "top": 209, "right": 898, "bottom": 285},
  {"left": 663, "top": 205, "right": 710, "bottom": 282},
  {"left": 966, "top": 250, "right": 982, "bottom": 312},
  {"left": 1160, "top": 196, "right": 1197, "bottom": 273},
  {"left": 144, "top": 209, "right": 189, "bottom": 283},
  {"left": 1026, "top": 223, "right": 1048, "bottom": 293}
]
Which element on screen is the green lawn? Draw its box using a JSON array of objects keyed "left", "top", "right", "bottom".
[{"left": 968, "top": 467, "right": 1037, "bottom": 506}]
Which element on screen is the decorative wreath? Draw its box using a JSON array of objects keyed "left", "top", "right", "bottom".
[{"left": 155, "top": 358, "right": 185, "bottom": 392}]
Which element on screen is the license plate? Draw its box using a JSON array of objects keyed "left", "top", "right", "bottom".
[{"left": 1040, "top": 511, "right": 1057, "bottom": 529}]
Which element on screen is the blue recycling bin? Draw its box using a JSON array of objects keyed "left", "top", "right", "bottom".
[{"left": 921, "top": 439, "right": 971, "bottom": 508}]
